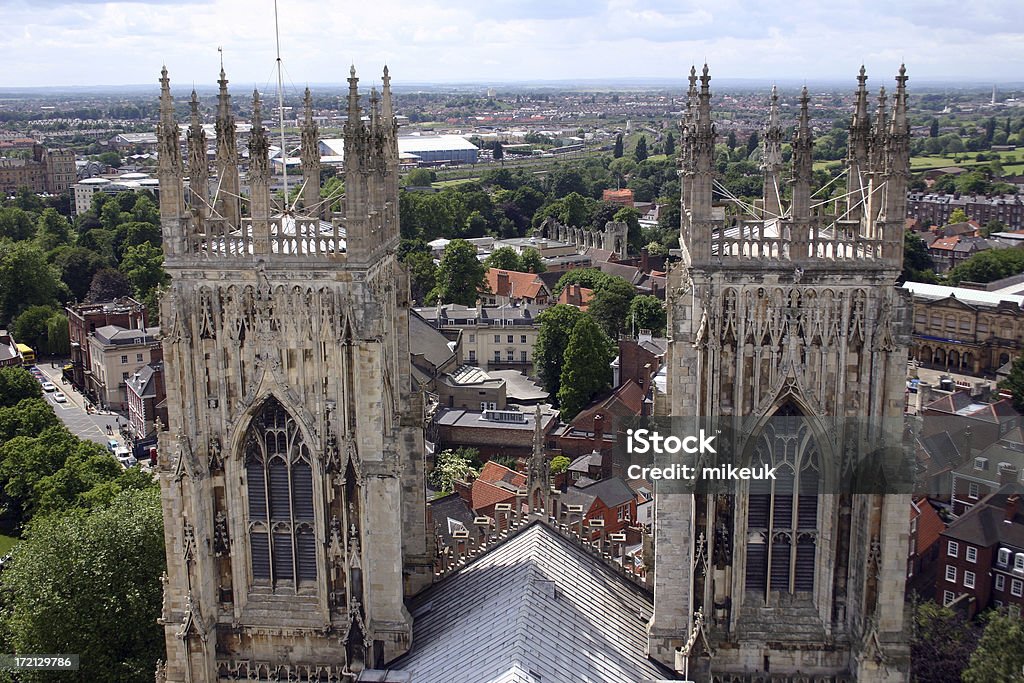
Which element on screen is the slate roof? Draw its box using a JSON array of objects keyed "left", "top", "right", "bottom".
[
  {"left": 429, "top": 492, "right": 478, "bottom": 547},
  {"left": 562, "top": 477, "right": 636, "bottom": 511},
  {"left": 390, "top": 522, "right": 677, "bottom": 683},
  {"left": 943, "top": 484, "right": 1024, "bottom": 548}
]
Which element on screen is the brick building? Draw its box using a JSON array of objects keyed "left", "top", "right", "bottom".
[
  {"left": 907, "top": 192, "right": 1024, "bottom": 231},
  {"left": 937, "top": 486, "right": 1024, "bottom": 618}
]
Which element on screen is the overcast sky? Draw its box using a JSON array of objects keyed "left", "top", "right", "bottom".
[{"left": 2, "top": 0, "right": 1022, "bottom": 89}]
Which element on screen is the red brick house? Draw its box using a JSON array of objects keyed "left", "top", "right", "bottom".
[{"left": 936, "top": 486, "right": 1024, "bottom": 618}]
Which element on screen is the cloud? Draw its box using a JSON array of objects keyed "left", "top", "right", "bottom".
[{"left": 0, "top": 0, "right": 1021, "bottom": 87}]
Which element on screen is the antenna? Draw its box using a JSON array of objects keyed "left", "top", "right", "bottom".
[{"left": 273, "top": 0, "right": 289, "bottom": 205}]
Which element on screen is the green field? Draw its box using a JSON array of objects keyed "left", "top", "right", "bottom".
[
  {"left": 431, "top": 177, "right": 480, "bottom": 188},
  {"left": 814, "top": 151, "right": 1022, "bottom": 176},
  {"left": 0, "top": 534, "right": 18, "bottom": 555}
]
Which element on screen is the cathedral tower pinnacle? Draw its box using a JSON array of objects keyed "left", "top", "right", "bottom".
[
  {"left": 155, "top": 65, "right": 428, "bottom": 683},
  {"left": 653, "top": 65, "right": 912, "bottom": 681},
  {"left": 214, "top": 63, "right": 241, "bottom": 229},
  {"left": 299, "top": 86, "right": 321, "bottom": 217}
]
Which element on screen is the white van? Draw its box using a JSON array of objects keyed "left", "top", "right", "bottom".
[{"left": 114, "top": 446, "right": 137, "bottom": 468}]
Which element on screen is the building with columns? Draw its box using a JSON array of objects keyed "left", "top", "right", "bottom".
[
  {"left": 153, "top": 63, "right": 431, "bottom": 682},
  {"left": 649, "top": 65, "right": 913, "bottom": 681}
]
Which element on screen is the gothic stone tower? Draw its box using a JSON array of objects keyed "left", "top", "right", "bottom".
[
  {"left": 154, "top": 65, "right": 431, "bottom": 682},
  {"left": 648, "top": 66, "right": 912, "bottom": 681}
]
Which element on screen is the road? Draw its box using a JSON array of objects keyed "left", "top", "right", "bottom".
[{"left": 33, "top": 361, "right": 125, "bottom": 449}]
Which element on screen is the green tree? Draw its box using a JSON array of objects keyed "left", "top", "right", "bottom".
[
  {"left": 119, "top": 242, "right": 169, "bottom": 300},
  {"left": 0, "top": 488, "right": 166, "bottom": 683},
  {"left": 35, "top": 208, "right": 73, "bottom": 252},
  {"left": 726, "top": 131, "right": 737, "bottom": 150},
  {"left": 901, "top": 231, "right": 938, "bottom": 283},
  {"left": 0, "top": 398, "right": 59, "bottom": 444},
  {"left": 948, "top": 248, "right": 1024, "bottom": 285},
  {"left": 588, "top": 275, "right": 638, "bottom": 338},
  {"left": 746, "top": 131, "right": 760, "bottom": 157},
  {"left": 0, "top": 241, "right": 63, "bottom": 326},
  {"left": 550, "top": 455, "right": 570, "bottom": 474},
  {"left": 520, "top": 247, "right": 545, "bottom": 274},
  {"left": 97, "top": 150, "right": 123, "bottom": 169},
  {"left": 12, "top": 305, "right": 59, "bottom": 354},
  {"left": 1000, "top": 355, "right": 1024, "bottom": 413},
  {"left": 0, "top": 368, "right": 42, "bottom": 409},
  {"left": 626, "top": 295, "right": 667, "bottom": 335},
  {"left": 493, "top": 140, "right": 504, "bottom": 163},
  {"left": 929, "top": 118, "right": 939, "bottom": 138},
  {"left": 429, "top": 447, "right": 480, "bottom": 494},
  {"left": 553, "top": 268, "right": 607, "bottom": 295},
  {"left": 557, "top": 315, "right": 615, "bottom": 419},
  {"left": 484, "top": 246, "right": 523, "bottom": 271},
  {"left": 613, "top": 133, "right": 623, "bottom": 159},
  {"left": 962, "top": 610, "right": 1024, "bottom": 683},
  {"left": 911, "top": 600, "right": 980, "bottom": 683},
  {"left": 534, "top": 304, "right": 585, "bottom": 399},
  {"left": 634, "top": 135, "right": 648, "bottom": 162},
  {"left": 664, "top": 131, "right": 675, "bottom": 156},
  {"left": 947, "top": 208, "right": 970, "bottom": 225},
  {"left": 0, "top": 207, "right": 35, "bottom": 241},
  {"left": 428, "top": 239, "right": 486, "bottom": 306},
  {"left": 44, "top": 311, "right": 70, "bottom": 356},
  {"left": 406, "top": 168, "right": 437, "bottom": 187},
  {"left": 403, "top": 250, "right": 437, "bottom": 305},
  {"left": 51, "top": 246, "right": 108, "bottom": 302},
  {"left": 85, "top": 267, "right": 133, "bottom": 303}
]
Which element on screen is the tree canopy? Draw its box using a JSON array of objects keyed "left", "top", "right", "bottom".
[
  {"left": 948, "top": 247, "right": 1024, "bottom": 285},
  {"left": 962, "top": 610, "right": 1024, "bottom": 683},
  {"left": 557, "top": 315, "right": 616, "bottom": 420},
  {"left": 428, "top": 239, "right": 487, "bottom": 306},
  {"left": 429, "top": 447, "right": 480, "bottom": 494},
  {"left": 626, "top": 295, "right": 667, "bottom": 336},
  {"left": 1000, "top": 355, "right": 1024, "bottom": 413},
  {"left": 533, "top": 304, "right": 585, "bottom": 400},
  {"left": 0, "top": 488, "right": 166, "bottom": 683}
]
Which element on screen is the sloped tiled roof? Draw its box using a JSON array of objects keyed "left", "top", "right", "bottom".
[
  {"left": 486, "top": 268, "right": 548, "bottom": 301},
  {"left": 390, "top": 522, "right": 676, "bottom": 682},
  {"left": 911, "top": 498, "right": 946, "bottom": 556},
  {"left": 943, "top": 484, "right": 1024, "bottom": 548}
]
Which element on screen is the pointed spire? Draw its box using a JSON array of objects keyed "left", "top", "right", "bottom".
[
  {"left": 370, "top": 87, "right": 380, "bottom": 128},
  {"left": 189, "top": 89, "right": 201, "bottom": 127},
  {"left": 252, "top": 88, "right": 262, "bottom": 127},
  {"left": 303, "top": 86, "right": 314, "bottom": 125},
  {"left": 347, "top": 64, "right": 361, "bottom": 128},
  {"left": 853, "top": 65, "right": 869, "bottom": 127},
  {"left": 791, "top": 86, "right": 814, "bottom": 221},
  {"left": 381, "top": 65, "right": 394, "bottom": 123},
  {"left": 890, "top": 64, "right": 908, "bottom": 133}
]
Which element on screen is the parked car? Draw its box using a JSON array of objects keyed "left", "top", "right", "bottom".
[
  {"left": 41, "top": 382, "right": 56, "bottom": 392},
  {"left": 114, "top": 446, "right": 137, "bottom": 468},
  {"left": 52, "top": 392, "right": 67, "bottom": 403},
  {"left": 107, "top": 439, "right": 120, "bottom": 453}
]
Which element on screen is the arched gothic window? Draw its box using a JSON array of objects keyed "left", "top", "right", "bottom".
[
  {"left": 244, "top": 397, "right": 317, "bottom": 591},
  {"left": 745, "top": 402, "right": 820, "bottom": 600}
]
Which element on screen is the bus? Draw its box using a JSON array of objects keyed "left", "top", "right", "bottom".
[{"left": 16, "top": 344, "right": 35, "bottom": 365}]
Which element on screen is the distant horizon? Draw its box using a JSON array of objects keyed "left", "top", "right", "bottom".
[
  {"left": 2, "top": 0, "right": 1022, "bottom": 90},
  {"left": 2, "top": 76, "right": 1023, "bottom": 96}
]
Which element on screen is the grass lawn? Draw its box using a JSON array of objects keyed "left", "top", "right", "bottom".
[
  {"left": 432, "top": 177, "right": 480, "bottom": 188},
  {"left": 0, "top": 534, "right": 18, "bottom": 555}
]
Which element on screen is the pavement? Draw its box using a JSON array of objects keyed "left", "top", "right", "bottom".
[{"left": 32, "top": 360, "right": 126, "bottom": 449}]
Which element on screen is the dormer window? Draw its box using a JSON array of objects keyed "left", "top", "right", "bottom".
[{"left": 974, "top": 457, "right": 988, "bottom": 471}]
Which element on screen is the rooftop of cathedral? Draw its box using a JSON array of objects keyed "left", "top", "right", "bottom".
[{"left": 389, "top": 521, "right": 676, "bottom": 682}]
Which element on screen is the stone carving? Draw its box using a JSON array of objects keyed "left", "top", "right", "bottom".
[{"left": 213, "top": 510, "right": 230, "bottom": 556}]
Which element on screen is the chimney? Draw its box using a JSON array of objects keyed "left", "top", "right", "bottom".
[
  {"left": 999, "top": 463, "right": 1019, "bottom": 486},
  {"left": 497, "top": 271, "right": 509, "bottom": 296},
  {"left": 638, "top": 328, "right": 653, "bottom": 344},
  {"left": 593, "top": 412, "right": 605, "bottom": 447},
  {"left": 454, "top": 478, "right": 473, "bottom": 505},
  {"left": 640, "top": 247, "right": 649, "bottom": 272},
  {"left": 1006, "top": 495, "right": 1020, "bottom": 524}
]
